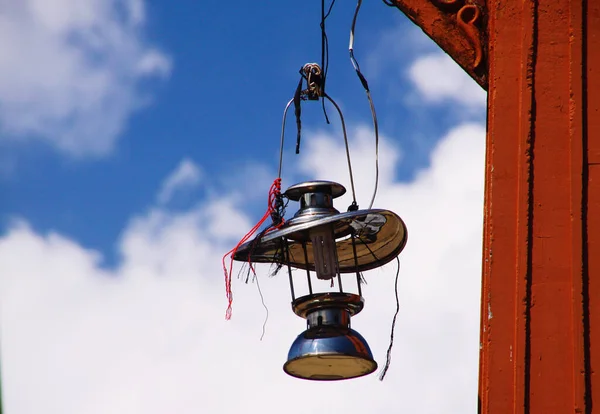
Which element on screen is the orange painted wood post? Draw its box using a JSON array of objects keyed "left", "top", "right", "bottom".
[
  {"left": 386, "top": 0, "right": 599, "bottom": 412},
  {"left": 479, "top": 1, "right": 599, "bottom": 412}
]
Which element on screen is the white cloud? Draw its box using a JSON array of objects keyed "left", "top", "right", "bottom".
[
  {"left": 408, "top": 53, "right": 486, "bottom": 108},
  {"left": 0, "top": 0, "right": 171, "bottom": 157},
  {"left": 0, "top": 121, "right": 485, "bottom": 413},
  {"left": 297, "top": 124, "right": 401, "bottom": 210},
  {"left": 365, "top": 24, "right": 440, "bottom": 83},
  {"left": 157, "top": 158, "right": 202, "bottom": 205}
]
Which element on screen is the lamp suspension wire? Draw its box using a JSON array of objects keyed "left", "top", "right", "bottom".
[
  {"left": 278, "top": 99, "right": 294, "bottom": 179},
  {"left": 349, "top": 0, "right": 380, "bottom": 209},
  {"left": 277, "top": 74, "right": 358, "bottom": 209},
  {"left": 323, "top": 92, "right": 358, "bottom": 209}
]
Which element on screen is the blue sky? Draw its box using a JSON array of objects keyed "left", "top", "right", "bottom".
[
  {"left": 0, "top": 1, "right": 487, "bottom": 413},
  {"left": 0, "top": 0, "right": 482, "bottom": 264}
]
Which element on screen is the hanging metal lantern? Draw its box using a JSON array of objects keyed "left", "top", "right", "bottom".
[
  {"left": 232, "top": 180, "right": 407, "bottom": 380},
  {"left": 223, "top": 62, "right": 408, "bottom": 381}
]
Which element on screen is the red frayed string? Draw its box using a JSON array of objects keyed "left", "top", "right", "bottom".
[{"left": 222, "top": 178, "right": 284, "bottom": 320}]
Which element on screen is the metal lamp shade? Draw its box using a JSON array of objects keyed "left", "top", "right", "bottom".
[
  {"left": 232, "top": 180, "right": 407, "bottom": 272},
  {"left": 232, "top": 209, "right": 407, "bottom": 272}
]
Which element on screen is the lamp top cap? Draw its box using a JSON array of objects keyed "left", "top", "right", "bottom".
[{"left": 285, "top": 180, "right": 346, "bottom": 201}]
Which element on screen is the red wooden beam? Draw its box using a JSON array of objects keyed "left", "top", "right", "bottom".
[{"left": 387, "top": 0, "right": 600, "bottom": 412}]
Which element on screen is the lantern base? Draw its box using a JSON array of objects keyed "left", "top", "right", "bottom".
[
  {"left": 283, "top": 326, "right": 377, "bottom": 381},
  {"left": 284, "top": 298, "right": 376, "bottom": 381}
]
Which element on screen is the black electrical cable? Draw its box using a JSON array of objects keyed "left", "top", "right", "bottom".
[
  {"left": 379, "top": 257, "right": 401, "bottom": 381},
  {"left": 320, "top": 0, "right": 336, "bottom": 123},
  {"left": 293, "top": 77, "right": 303, "bottom": 154},
  {"left": 255, "top": 274, "right": 269, "bottom": 341},
  {"left": 382, "top": 0, "right": 396, "bottom": 6},
  {"left": 321, "top": 0, "right": 336, "bottom": 85}
]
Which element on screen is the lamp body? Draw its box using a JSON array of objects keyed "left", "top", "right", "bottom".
[{"left": 232, "top": 180, "right": 408, "bottom": 380}]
